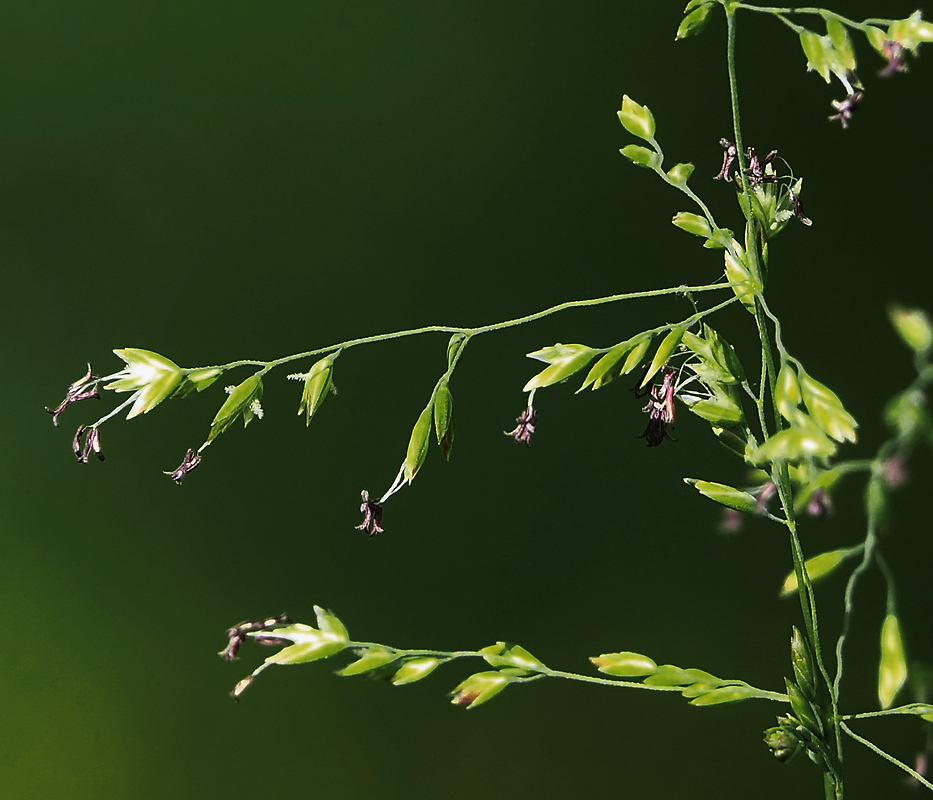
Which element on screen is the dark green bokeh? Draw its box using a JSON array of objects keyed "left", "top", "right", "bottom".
[{"left": 3, "top": 2, "right": 932, "bottom": 797}]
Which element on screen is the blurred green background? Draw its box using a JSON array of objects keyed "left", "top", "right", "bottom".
[{"left": 3, "top": 1, "right": 932, "bottom": 797}]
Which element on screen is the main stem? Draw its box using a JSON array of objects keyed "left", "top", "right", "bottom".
[{"left": 725, "top": 6, "right": 841, "bottom": 796}]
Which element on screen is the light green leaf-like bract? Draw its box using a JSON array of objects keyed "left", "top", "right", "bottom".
[
  {"left": 523, "top": 343, "right": 597, "bottom": 392},
  {"left": 672, "top": 212, "right": 712, "bottom": 238},
  {"left": 775, "top": 363, "right": 803, "bottom": 422},
  {"left": 750, "top": 417, "right": 837, "bottom": 464},
  {"left": 684, "top": 478, "right": 758, "bottom": 513},
  {"left": 667, "top": 162, "right": 695, "bottom": 183},
  {"left": 208, "top": 374, "right": 264, "bottom": 443},
  {"left": 106, "top": 348, "right": 184, "bottom": 419},
  {"left": 889, "top": 305, "right": 933, "bottom": 356},
  {"left": 640, "top": 328, "right": 684, "bottom": 388},
  {"left": 404, "top": 402, "right": 434, "bottom": 483},
  {"left": 780, "top": 548, "right": 857, "bottom": 596},
  {"left": 724, "top": 249, "right": 758, "bottom": 314},
  {"left": 338, "top": 649, "right": 399, "bottom": 676},
  {"left": 591, "top": 651, "right": 657, "bottom": 677},
  {"left": 676, "top": 2, "right": 713, "bottom": 41},
  {"left": 689, "top": 687, "right": 757, "bottom": 706},
  {"left": 797, "top": 370, "right": 857, "bottom": 444},
  {"left": 620, "top": 144, "right": 660, "bottom": 169},
  {"left": 481, "top": 642, "right": 546, "bottom": 673},
  {"left": 578, "top": 333, "right": 652, "bottom": 392},
  {"left": 392, "top": 658, "right": 440, "bottom": 686},
  {"left": 879, "top": 614, "right": 908, "bottom": 709},
  {"left": 433, "top": 381, "right": 454, "bottom": 460},
  {"left": 823, "top": 15, "right": 856, "bottom": 70},
  {"left": 618, "top": 95, "right": 656, "bottom": 141},
  {"left": 258, "top": 607, "right": 349, "bottom": 668},
  {"left": 171, "top": 367, "right": 223, "bottom": 399},
  {"left": 450, "top": 671, "right": 513, "bottom": 709},
  {"left": 296, "top": 352, "right": 339, "bottom": 426},
  {"left": 682, "top": 384, "right": 743, "bottom": 425},
  {"left": 800, "top": 30, "right": 832, "bottom": 82}
]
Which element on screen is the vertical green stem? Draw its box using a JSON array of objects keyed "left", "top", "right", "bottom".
[{"left": 724, "top": 5, "right": 841, "bottom": 796}]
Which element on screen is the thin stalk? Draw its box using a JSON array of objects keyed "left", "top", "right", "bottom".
[
  {"left": 343, "top": 641, "right": 787, "bottom": 700},
  {"left": 841, "top": 722, "right": 933, "bottom": 791},
  {"left": 832, "top": 468, "right": 885, "bottom": 702},
  {"left": 734, "top": 5, "right": 895, "bottom": 30},
  {"left": 188, "top": 281, "right": 731, "bottom": 375},
  {"left": 843, "top": 703, "right": 933, "bottom": 722}
]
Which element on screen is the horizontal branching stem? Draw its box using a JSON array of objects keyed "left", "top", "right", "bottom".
[
  {"left": 734, "top": 5, "right": 895, "bottom": 30},
  {"left": 187, "top": 282, "right": 734, "bottom": 375},
  {"left": 842, "top": 704, "right": 933, "bottom": 721},
  {"left": 347, "top": 640, "right": 787, "bottom": 701}
]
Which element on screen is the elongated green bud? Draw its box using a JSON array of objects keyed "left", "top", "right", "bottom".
[
  {"left": 724, "top": 250, "right": 758, "bottom": 314},
  {"left": 672, "top": 212, "right": 712, "bottom": 238},
  {"left": 621, "top": 145, "right": 660, "bottom": 169},
  {"left": 450, "top": 671, "right": 513, "bottom": 709},
  {"left": 775, "top": 364, "right": 803, "bottom": 422},
  {"left": 523, "top": 343, "right": 596, "bottom": 392},
  {"left": 676, "top": 1, "right": 713, "bottom": 41},
  {"left": 434, "top": 380, "right": 454, "bottom": 460},
  {"left": 790, "top": 627, "right": 817, "bottom": 701},
  {"left": 785, "top": 678, "right": 823, "bottom": 735},
  {"left": 667, "top": 162, "right": 694, "bottom": 183},
  {"left": 404, "top": 402, "right": 434, "bottom": 483},
  {"left": 640, "top": 328, "right": 684, "bottom": 387},
  {"left": 618, "top": 95, "right": 656, "bottom": 140},
  {"left": 446, "top": 333, "right": 468, "bottom": 368},
  {"left": 800, "top": 30, "right": 831, "bottom": 82},
  {"left": 207, "top": 374, "right": 264, "bottom": 443},
  {"left": 889, "top": 305, "right": 933, "bottom": 356},
  {"left": 293, "top": 352, "right": 339, "bottom": 426},
  {"left": 781, "top": 548, "right": 856, "bottom": 596},
  {"left": 480, "top": 643, "right": 546, "bottom": 673},
  {"left": 797, "top": 370, "right": 857, "bottom": 444},
  {"left": 579, "top": 338, "right": 637, "bottom": 391},
  {"left": 684, "top": 479, "right": 759, "bottom": 513},
  {"left": 689, "top": 687, "right": 755, "bottom": 706},
  {"left": 751, "top": 418, "right": 837, "bottom": 465},
  {"left": 879, "top": 614, "right": 907, "bottom": 709},
  {"left": 338, "top": 649, "right": 399, "bottom": 676},
  {"left": 171, "top": 367, "right": 223, "bottom": 399},
  {"left": 620, "top": 334, "right": 654, "bottom": 376},
  {"left": 644, "top": 665, "right": 719, "bottom": 687},
  {"left": 590, "top": 651, "right": 657, "bottom": 677},
  {"left": 392, "top": 658, "right": 440, "bottom": 686}
]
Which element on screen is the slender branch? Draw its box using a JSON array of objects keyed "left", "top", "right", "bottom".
[
  {"left": 833, "top": 354, "right": 932, "bottom": 749},
  {"left": 757, "top": 295, "right": 789, "bottom": 362},
  {"left": 875, "top": 551, "right": 898, "bottom": 614},
  {"left": 841, "top": 722, "right": 933, "bottom": 792},
  {"left": 773, "top": 13, "right": 805, "bottom": 33},
  {"left": 755, "top": 329, "right": 771, "bottom": 440},
  {"left": 648, "top": 138, "right": 724, "bottom": 233},
  {"left": 545, "top": 670, "right": 788, "bottom": 702},
  {"left": 349, "top": 642, "right": 487, "bottom": 661},
  {"left": 843, "top": 704, "right": 933, "bottom": 722},
  {"left": 819, "top": 459, "right": 873, "bottom": 481},
  {"left": 185, "top": 282, "right": 732, "bottom": 375},
  {"left": 832, "top": 467, "right": 884, "bottom": 702},
  {"left": 90, "top": 395, "right": 136, "bottom": 428},
  {"left": 346, "top": 641, "right": 786, "bottom": 700},
  {"left": 734, "top": 5, "right": 895, "bottom": 30}
]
